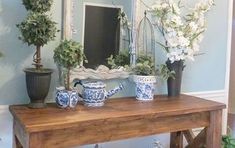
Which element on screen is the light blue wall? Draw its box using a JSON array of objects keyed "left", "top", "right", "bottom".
[
  {"left": 0, "top": 0, "right": 230, "bottom": 147},
  {"left": 181, "top": 0, "right": 228, "bottom": 92},
  {"left": 139, "top": 0, "right": 228, "bottom": 93},
  {"left": 0, "top": 0, "right": 62, "bottom": 105}
]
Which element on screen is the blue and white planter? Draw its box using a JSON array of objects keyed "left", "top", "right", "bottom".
[
  {"left": 133, "top": 75, "right": 157, "bottom": 101},
  {"left": 55, "top": 87, "right": 80, "bottom": 108}
]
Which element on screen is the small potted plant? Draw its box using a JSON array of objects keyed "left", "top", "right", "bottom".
[
  {"left": 106, "top": 50, "right": 130, "bottom": 69},
  {"left": 54, "top": 40, "right": 87, "bottom": 108},
  {"left": 132, "top": 55, "right": 156, "bottom": 101},
  {"left": 16, "top": 0, "right": 58, "bottom": 108}
]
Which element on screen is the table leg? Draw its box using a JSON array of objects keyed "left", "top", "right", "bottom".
[
  {"left": 206, "top": 110, "right": 222, "bottom": 148},
  {"left": 170, "top": 131, "right": 183, "bottom": 148},
  {"left": 13, "top": 135, "right": 23, "bottom": 148}
]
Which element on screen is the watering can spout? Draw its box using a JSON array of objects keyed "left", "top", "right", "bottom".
[{"left": 105, "top": 83, "right": 124, "bottom": 99}]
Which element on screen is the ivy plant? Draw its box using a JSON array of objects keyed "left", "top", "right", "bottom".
[
  {"left": 22, "top": 0, "right": 53, "bottom": 13},
  {"left": 222, "top": 135, "right": 235, "bottom": 148},
  {"left": 107, "top": 50, "right": 130, "bottom": 69},
  {"left": 132, "top": 55, "right": 155, "bottom": 76},
  {"left": 54, "top": 40, "right": 87, "bottom": 90},
  {"left": 222, "top": 128, "right": 235, "bottom": 148},
  {"left": 158, "top": 64, "right": 175, "bottom": 80}
]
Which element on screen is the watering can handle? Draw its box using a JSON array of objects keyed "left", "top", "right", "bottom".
[
  {"left": 73, "top": 80, "right": 83, "bottom": 99},
  {"left": 74, "top": 80, "right": 83, "bottom": 87}
]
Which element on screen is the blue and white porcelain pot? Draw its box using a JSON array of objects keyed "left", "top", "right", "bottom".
[
  {"left": 133, "top": 75, "right": 157, "bottom": 101},
  {"left": 74, "top": 81, "right": 124, "bottom": 107},
  {"left": 55, "top": 87, "right": 79, "bottom": 108}
]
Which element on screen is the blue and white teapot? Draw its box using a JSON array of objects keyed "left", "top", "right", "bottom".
[{"left": 74, "top": 80, "right": 124, "bottom": 107}]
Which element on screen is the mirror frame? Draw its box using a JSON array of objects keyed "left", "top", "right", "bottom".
[{"left": 62, "top": 0, "right": 140, "bottom": 80}]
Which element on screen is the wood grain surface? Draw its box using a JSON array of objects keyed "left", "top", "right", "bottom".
[{"left": 10, "top": 95, "right": 225, "bottom": 148}]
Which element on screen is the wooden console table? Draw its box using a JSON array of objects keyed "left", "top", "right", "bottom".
[{"left": 10, "top": 95, "right": 225, "bottom": 148}]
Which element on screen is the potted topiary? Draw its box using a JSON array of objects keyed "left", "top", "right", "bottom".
[
  {"left": 16, "top": 0, "right": 58, "bottom": 108},
  {"left": 54, "top": 40, "right": 87, "bottom": 109},
  {"left": 132, "top": 55, "right": 157, "bottom": 101}
]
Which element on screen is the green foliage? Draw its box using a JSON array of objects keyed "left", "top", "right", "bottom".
[
  {"left": 222, "top": 128, "right": 235, "bottom": 148},
  {"left": 158, "top": 64, "right": 175, "bottom": 80},
  {"left": 222, "top": 135, "right": 235, "bottom": 148},
  {"left": 54, "top": 40, "right": 87, "bottom": 90},
  {"left": 107, "top": 50, "right": 130, "bottom": 69},
  {"left": 132, "top": 55, "right": 155, "bottom": 76},
  {"left": 54, "top": 40, "right": 86, "bottom": 69},
  {"left": 16, "top": 12, "right": 58, "bottom": 47},
  {"left": 0, "top": 52, "right": 3, "bottom": 58},
  {"left": 22, "top": 0, "right": 53, "bottom": 13}
]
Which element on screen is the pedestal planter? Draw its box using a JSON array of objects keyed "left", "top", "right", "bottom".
[
  {"left": 24, "top": 68, "right": 53, "bottom": 108},
  {"left": 133, "top": 75, "right": 156, "bottom": 101},
  {"left": 166, "top": 60, "right": 184, "bottom": 97},
  {"left": 55, "top": 87, "right": 79, "bottom": 109}
]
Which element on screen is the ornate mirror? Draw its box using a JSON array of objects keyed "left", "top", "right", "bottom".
[{"left": 62, "top": 0, "right": 138, "bottom": 80}]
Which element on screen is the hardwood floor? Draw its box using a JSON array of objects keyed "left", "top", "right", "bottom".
[{"left": 228, "top": 113, "right": 235, "bottom": 136}]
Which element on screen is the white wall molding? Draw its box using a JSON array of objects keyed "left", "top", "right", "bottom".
[
  {"left": 184, "top": 90, "right": 226, "bottom": 101},
  {"left": 226, "top": 0, "right": 234, "bottom": 114},
  {"left": 0, "top": 105, "right": 9, "bottom": 112}
]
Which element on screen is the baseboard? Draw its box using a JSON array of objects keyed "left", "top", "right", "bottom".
[
  {"left": 184, "top": 89, "right": 226, "bottom": 103},
  {"left": 0, "top": 105, "right": 9, "bottom": 114}
]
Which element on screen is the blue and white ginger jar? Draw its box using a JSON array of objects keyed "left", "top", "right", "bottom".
[{"left": 55, "top": 87, "right": 80, "bottom": 108}]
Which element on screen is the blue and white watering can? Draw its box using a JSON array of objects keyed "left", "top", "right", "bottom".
[{"left": 74, "top": 80, "right": 124, "bottom": 107}]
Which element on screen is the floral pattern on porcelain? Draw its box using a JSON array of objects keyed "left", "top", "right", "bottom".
[
  {"left": 74, "top": 81, "right": 124, "bottom": 107},
  {"left": 133, "top": 75, "right": 156, "bottom": 101},
  {"left": 55, "top": 87, "right": 79, "bottom": 108},
  {"left": 83, "top": 88, "right": 106, "bottom": 107}
]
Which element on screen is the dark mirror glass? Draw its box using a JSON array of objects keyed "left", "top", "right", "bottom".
[{"left": 83, "top": 6, "right": 120, "bottom": 69}]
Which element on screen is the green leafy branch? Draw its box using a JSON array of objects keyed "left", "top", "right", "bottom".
[
  {"left": 132, "top": 55, "right": 155, "bottom": 76},
  {"left": 158, "top": 64, "right": 175, "bottom": 80},
  {"left": 106, "top": 50, "right": 130, "bottom": 69},
  {"left": 222, "top": 128, "right": 235, "bottom": 148}
]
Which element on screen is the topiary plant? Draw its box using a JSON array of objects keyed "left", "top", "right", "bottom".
[
  {"left": 54, "top": 40, "right": 87, "bottom": 90},
  {"left": 22, "top": 0, "right": 53, "bottom": 13},
  {"left": 16, "top": 0, "right": 58, "bottom": 70},
  {"left": 16, "top": 0, "right": 58, "bottom": 108}
]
